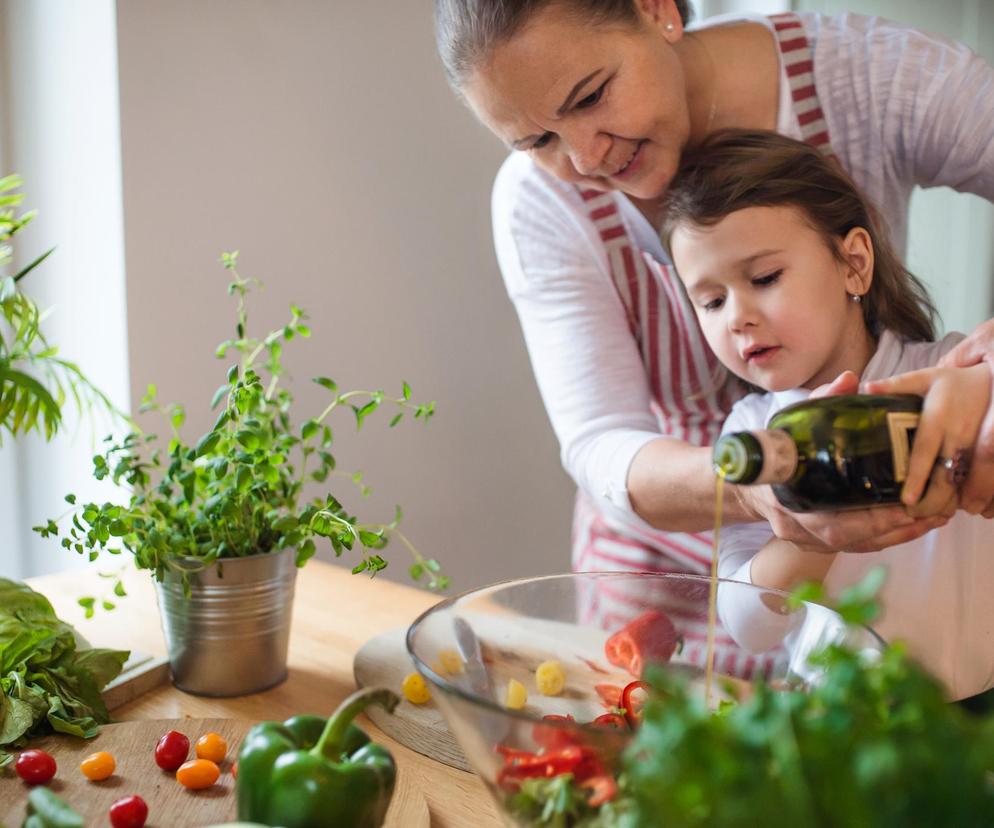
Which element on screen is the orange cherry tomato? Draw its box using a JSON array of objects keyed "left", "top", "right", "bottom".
[
  {"left": 175, "top": 758, "right": 220, "bottom": 790},
  {"left": 231, "top": 760, "right": 238, "bottom": 779},
  {"left": 80, "top": 750, "right": 116, "bottom": 781},
  {"left": 195, "top": 732, "right": 228, "bottom": 763}
]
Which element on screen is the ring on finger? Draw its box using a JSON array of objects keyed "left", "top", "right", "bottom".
[{"left": 938, "top": 448, "right": 972, "bottom": 487}]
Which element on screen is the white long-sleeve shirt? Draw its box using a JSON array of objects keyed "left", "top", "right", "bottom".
[
  {"left": 492, "top": 12, "right": 994, "bottom": 537},
  {"left": 717, "top": 331, "right": 994, "bottom": 700}
]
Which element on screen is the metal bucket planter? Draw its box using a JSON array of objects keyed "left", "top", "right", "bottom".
[{"left": 154, "top": 547, "right": 297, "bottom": 697}]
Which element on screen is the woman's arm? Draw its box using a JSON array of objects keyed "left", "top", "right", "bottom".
[{"left": 629, "top": 383, "right": 941, "bottom": 549}]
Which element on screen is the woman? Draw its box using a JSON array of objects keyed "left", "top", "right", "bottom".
[{"left": 434, "top": 0, "right": 994, "bottom": 574}]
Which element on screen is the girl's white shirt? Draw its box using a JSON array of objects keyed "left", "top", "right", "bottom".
[
  {"left": 491, "top": 12, "right": 994, "bottom": 537},
  {"left": 717, "top": 330, "right": 994, "bottom": 701}
]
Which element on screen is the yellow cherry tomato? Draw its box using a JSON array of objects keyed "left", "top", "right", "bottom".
[
  {"left": 437, "top": 649, "right": 464, "bottom": 675},
  {"left": 402, "top": 672, "right": 431, "bottom": 704},
  {"left": 195, "top": 731, "right": 228, "bottom": 763},
  {"left": 506, "top": 678, "right": 528, "bottom": 710},
  {"left": 79, "top": 750, "right": 116, "bottom": 781},
  {"left": 176, "top": 758, "right": 220, "bottom": 790},
  {"left": 535, "top": 660, "right": 566, "bottom": 696}
]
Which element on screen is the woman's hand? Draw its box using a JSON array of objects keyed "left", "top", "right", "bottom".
[
  {"left": 733, "top": 483, "right": 945, "bottom": 552},
  {"left": 937, "top": 325, "right": 994, "bottom": 514},
  {"left": 864, "top": 361, "right": 993, "bottom": 516}
]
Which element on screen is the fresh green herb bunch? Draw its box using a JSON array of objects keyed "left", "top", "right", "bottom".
[
  {"left": 0, "top": 174, "right": 114, "bottom": 442},
  {"left": 625, "top": 573, "right": 994, "bottom": 827},
  {"left": 35, "top": 252, "right": 447, "bottom": 598}
]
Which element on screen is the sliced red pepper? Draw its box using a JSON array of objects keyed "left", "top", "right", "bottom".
[
  {"left": 531, "top": 714, "right": 578, "bottom": 751},
  {"left": 580, "top": 774, "right": 618, "bottom": 807},
  {"left": 496, "top": 744, "right": 586, "bottom": 782},
  {"left": 591, "top": 712, "right": 628, "bottom": 730},
  {"left": 604, "top": 610, "right": 679, "bottom": 677},
  {"left": 594, "top": 683, "right": 623, "bottom": 710},
  {"left": 621, "top": 680, "right": 651, "bottom": 728}
]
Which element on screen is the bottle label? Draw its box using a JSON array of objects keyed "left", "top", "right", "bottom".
[
  {"left": 752, "top": 429, "right": 799, "bottom": 485},
  {"left": 887, "top": 411, "right": 920, "bottom": 483}
]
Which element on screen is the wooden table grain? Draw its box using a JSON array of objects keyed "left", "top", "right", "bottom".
[{"left": 29, "top": 560, "right": 503, "bottom": 828}]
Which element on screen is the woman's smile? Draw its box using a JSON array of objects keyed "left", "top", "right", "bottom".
[{"left": 612, "top": 141, "right": 647, "bottom": 179}]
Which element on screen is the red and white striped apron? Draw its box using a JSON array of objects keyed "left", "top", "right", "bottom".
[{"left": 573, "top": 13, "right": 836, "bottom": 679}]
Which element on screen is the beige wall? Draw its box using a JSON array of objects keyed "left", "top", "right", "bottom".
[{"left": 115, "top": 2, "right": 576, "bottom": 592}]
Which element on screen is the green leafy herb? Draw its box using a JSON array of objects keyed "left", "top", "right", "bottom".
[
  {"left": 0, "top": 579, "right": 129, "bottom": 767},
  {"left": 35, "top": 253, "right": 447, "bottom": 594},
  {"left": 623, "top": 570, "right": 994, "bottom": 826}
]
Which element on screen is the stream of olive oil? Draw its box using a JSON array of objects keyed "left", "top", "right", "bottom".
[{"left": 704, "top": 470, "right": 725, "bottom": 708}]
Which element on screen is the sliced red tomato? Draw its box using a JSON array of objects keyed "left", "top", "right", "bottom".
[
  {"left": 594, "top": 683, "right": 623, "bottom": 710},
  {"left": 604, "top": 610, "right": 679, "bottom": 677},
  {"left": 580, "top": 774, "right": 618, "bottom": 807},
  {"left": 621, "top": 680, "right": 651, "bottom": 728}
]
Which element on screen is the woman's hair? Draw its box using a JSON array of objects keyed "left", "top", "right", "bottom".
[
  {"left": 660, "top": 129, "right": 936, "bottom": 343},
  {"left": 434, "top": 0, "right": 692, "bottom": 91}
]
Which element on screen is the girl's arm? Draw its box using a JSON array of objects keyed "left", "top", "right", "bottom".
[{"left": 750, "top": 539, "right": 836, "bottom": 594}]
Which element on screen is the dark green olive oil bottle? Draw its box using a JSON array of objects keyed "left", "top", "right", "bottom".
[{"left": 712, "top": 394, "right": 923, "bottom": 512}]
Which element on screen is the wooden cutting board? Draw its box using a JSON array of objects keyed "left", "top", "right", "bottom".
[
  {"left": 0, "top": 717, "right": 427, "bottom": 828},
  {"left": 354, "top": 627, "right": 471, "bottom": 772}
]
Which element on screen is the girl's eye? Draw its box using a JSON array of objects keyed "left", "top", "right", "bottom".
[
  {"left": 531, "top": 132, "right": 554, "bottom": 150},
  {"left": 575, "top": 82, "right": 607, "bottom": 110},
  {"left": 703, "top": 297, "right": 724, "bottom": 312},
  {"left": 752, "top": 269, "right": 783, "bottom": 287}
]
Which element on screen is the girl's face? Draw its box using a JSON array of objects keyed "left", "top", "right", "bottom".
[
  {"left": 671, "top": 205, "right": 874, "bottom": 392},
  {"left": 462, "top": 1, "right": 691, "bottom": 201}
]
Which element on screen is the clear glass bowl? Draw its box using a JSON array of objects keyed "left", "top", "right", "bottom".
[{"left": 406, "top": 572, "right": 884, "bottom": 825}]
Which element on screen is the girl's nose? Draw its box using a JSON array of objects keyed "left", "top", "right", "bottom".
[{"left": 727, "top": 295, "right": 757, "bottom": 333}]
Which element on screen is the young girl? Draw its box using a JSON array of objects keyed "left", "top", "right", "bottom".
[{"left": 661, "top": 129, "right": 994, "bottom": 700}]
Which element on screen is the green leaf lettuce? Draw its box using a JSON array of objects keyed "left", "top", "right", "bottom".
[{"left": 0, "top": 578, "right": 129, "bottom": 766}]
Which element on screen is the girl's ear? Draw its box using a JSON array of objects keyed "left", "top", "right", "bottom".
[
  {"left": 841, "top": 226, "right": 874, "bottom": 299},
  {"left": 637, "top": 0, "right": 684, "bottom": 41}
]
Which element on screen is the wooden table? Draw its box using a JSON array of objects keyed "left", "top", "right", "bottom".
[{"left": 28, "top": 560, "right": 503, "bottom": 827}]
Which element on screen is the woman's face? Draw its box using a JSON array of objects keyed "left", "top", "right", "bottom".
[
  {"left": 463, "top": 1, "right": 691, "bottom": 200},
  {"left": 671, "top": 205, "right": 873, "bottom": 392}
]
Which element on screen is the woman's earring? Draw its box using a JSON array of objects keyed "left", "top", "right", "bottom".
[
  {"left": 665, "top": 22, "right": 675, "bottom": 31},
  {"left": 849, "top": 293, "right": 862, "bottom": 304}
]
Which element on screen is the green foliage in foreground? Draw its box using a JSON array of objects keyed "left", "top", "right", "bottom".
[
  {"left": 0, "top": 174, "right": 115, "bottom": 442},
  {"left": 626, "top": 572, "right": 994, "bottom": 827},
  {"left": 628, "top": 644, "right": 994, "bottom": 827},
  {"left": 34, "top": 252, "right": 447, "bottom": 598}
]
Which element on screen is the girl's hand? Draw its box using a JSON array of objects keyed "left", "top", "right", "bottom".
[
  {"left": 733, "top": 483, "right": 944, "bottom": 552},
  {"left": 864, "top": 362, "right": 992, "bottom": 516}
]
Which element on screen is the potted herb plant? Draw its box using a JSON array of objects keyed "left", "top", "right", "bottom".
[{"left": 37, "top": 251, "right": 446, "bottom": 696}]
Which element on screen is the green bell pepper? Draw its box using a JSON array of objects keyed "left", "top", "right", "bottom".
[{"left": 237, "top": 686, "right": 400, "bottom": 828}]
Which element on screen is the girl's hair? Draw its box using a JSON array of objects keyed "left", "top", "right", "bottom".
[
  {"left": 434, "top": 0, "right": 692, "bottom": 91},
  {"left": 661, "top": 129, "right": 936, "bottom": 342}
]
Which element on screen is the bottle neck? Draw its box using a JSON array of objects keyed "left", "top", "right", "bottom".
[{"left": 713, "top": 429, "right": 799, "bottom": 485}]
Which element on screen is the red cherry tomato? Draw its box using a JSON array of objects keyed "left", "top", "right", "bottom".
[
  {"left": 154, "top": 729, "right": 190, "bottom": 771},
  {"left": 109, "top": 795, "right": 149, "bottom": 828},
  {"left": 14, "top": 749, "right": 57, "bottom": 784}
]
